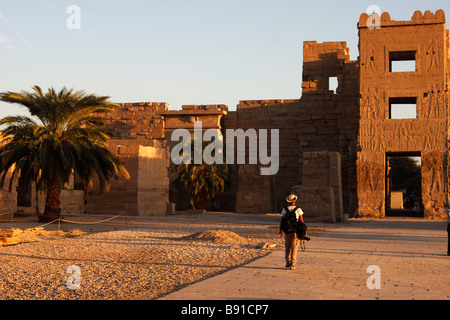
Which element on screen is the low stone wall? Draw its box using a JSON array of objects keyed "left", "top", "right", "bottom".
[
  {"left": 86, "top": 139, "right": 170, "bottom": 216},
  {"left": 301, "top": 151, "right": 344, "bottom": 222},
  {"left": 290, "top": 185, "right": 336, "bottom": 223}
]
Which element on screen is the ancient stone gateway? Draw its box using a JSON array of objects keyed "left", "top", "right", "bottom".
[{"left": 357, "top": 10, "right": 449, "bottom": 219}]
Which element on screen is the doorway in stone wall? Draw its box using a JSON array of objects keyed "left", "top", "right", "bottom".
[{"left": 385, "top": 152, "right": 423, "bottom": 217}]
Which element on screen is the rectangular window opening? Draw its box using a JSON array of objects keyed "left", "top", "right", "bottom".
[
  {"left": 329, "top": 76, "right": 338, "bottom": 94},
  {"left": 389, "top": 97, "right": 417, "bottom": 119},
  {"left": 389, "top": 51, "right": 416, "bottom": 72}
]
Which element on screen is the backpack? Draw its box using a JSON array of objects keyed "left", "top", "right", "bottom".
[{"left": 281, "top": 206, "right": 299, "bottom": 234}]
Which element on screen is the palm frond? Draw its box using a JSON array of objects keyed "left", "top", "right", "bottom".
[{"left": 0, "top": 86, "right": 129, "bottom": 218}]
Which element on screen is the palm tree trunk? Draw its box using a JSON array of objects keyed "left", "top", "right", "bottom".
[
  {"left": 35, "top": 180, "right": 40, "bottom": 214},
  {"left": 40, "top": 175, "right": 61, "bottom": 222}
]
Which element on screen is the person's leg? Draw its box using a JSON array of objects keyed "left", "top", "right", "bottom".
[
  {"left": 285, "top": 233, "right": 293, "bottom": 267},
  {"left": 290, "top": 234, "right": 300, "bottom": 269}
]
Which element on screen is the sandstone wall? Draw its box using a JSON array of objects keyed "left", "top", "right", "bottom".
[
  {"left": 289, "top": 152, "right": 344, "bottom": 223},
  {"left": 2, "top": 172, "right": 85, "bottom": 218},
  {"left": 225, "top": 40, "right": 359, "bottom": 215},
  {"left": 138, "top": 145, "right": 170, "bottom": 216},
  {"left": 357, "top": 10, "right": 449, "bottom": 219},
  {"left": 0, "top": 169, "right": 17, "bottom": 218},
  {"left": 290, "top": 186, "right": 336, "bottom": 223},
  {"left": 301, "top": 152, "right": 344, "bottom": 221},
  {"left": 98, "top": 102, "right": 167, "bottom": 141},
  {"left": 85, "top": 139, "right": 169, "bottom": 216}
]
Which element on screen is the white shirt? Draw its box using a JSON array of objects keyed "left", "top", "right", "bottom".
[{"left": 281, "top": 206, "right": 304, "bottom": 220}]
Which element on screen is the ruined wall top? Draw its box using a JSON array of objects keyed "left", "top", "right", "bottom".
[
  {"left": 97, "top": 102, "right": 167, "bottom": 140},
  {"left": 301, "top": 41, "right": 353, "bottom": 95},
  {"left": 237, "top": 99, "right": 298, "bottom": 109},
  {"left": 162, "top": 104, "right": 228, "bottom": 132},
  {"left": 358, "top": 10, "right": 446, "bottom": 29},
  {"left": 167, "top": 104, "right": 227, "bottom": 114}
]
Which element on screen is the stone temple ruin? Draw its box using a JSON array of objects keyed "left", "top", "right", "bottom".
[{"left": 1, "top": 9, "right": 449, "bottom": 221}]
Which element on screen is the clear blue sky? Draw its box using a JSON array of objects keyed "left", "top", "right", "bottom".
[{"left": 0, "top": 0, "right": 449, "bottom": 119}]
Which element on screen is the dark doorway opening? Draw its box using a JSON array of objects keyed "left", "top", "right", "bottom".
[{"left": 385, "top": 152, "right": 422, "bottom": 217}]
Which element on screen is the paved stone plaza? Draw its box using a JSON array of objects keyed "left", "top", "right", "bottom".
[{"left": 160, "top": 219, "right": 449, "bottom": 300}]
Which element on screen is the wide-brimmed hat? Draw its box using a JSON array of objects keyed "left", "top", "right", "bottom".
[{"left": 286, "top": 194, "right": 297, "bottom": 203}]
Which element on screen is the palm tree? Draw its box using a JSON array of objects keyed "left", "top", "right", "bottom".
[
  {"left": 171, "top": 137, "right": 231, "bottom": 210},
  {"left": 0, "top": 86, "right": 129, "bottom": 222}
]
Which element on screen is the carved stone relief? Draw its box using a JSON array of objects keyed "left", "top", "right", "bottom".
[
  {"left": 422, "top": 84, "right": 444, "bottom": 118},
  {"left": 425, "top": 40, "right": 441, "bottom": 71},
  {"left": 360, "top": 87, "right": 385, "bottom": 119},
  {"left": 423, "top": 153, "right": 443, "bottom": 194}
]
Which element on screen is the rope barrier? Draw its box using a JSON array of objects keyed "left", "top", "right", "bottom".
[
  {"left": 33, "top": 218, "right": 61, "bottom": 229},
  {"left": 59, "top": 211, "right": 126, "bottom": 225},
  {"left": 0, "top": 211, "right": 126, "bottom": 229}
]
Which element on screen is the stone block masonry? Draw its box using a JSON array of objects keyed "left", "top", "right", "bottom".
[
  {"left": 225, "top": 38, "right": 359, "bottom": 215},
  {"left": 289, "top": 152, "right": 344, "bottom": 222},
  {"left": 357, "top": 9, "right": 449, "bottom": 219},
  {"left": 85, "top": 139, "right": 170, "bottom": 216},
  {"left": 290, "top": 185, "right": 336, "bottom": 223},
  {"left": 83, "top": 103, "right": 172, "bottom": 216},
  {"left": 97, "top": 102, "right": 167, "bottom": 141}
]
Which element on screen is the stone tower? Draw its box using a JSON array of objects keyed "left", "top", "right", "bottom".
[{"left": 357, "top": 10, "right": 449, "bottom": 219}]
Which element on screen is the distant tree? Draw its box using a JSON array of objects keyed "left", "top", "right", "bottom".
[
  {"left": 0, "top": 86, "right": 129, "bottom": 222},
  {"left": 171, "top": 136, "right": 231, "bottom": 210},
  {"left": 388, "top": 156, "right": 421, "bottom": 195}
]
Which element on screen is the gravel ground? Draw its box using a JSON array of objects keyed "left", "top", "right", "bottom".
[{"left": 0, "top": 212, "right": 320, "bottom": 300}]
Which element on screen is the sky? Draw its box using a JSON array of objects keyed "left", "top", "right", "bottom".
[{"left": 0, "top": 0, "right": 449, "bottom": 120}]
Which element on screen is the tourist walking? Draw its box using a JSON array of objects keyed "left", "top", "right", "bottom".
[{"left": 278, "top": 194, "right": 306, "bottom": 270}]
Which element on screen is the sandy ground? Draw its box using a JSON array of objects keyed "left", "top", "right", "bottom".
[{"left": 0, "top": 212, "right": 328, "bottom": 300}]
